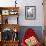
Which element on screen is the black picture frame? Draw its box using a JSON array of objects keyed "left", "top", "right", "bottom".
[{"left": 25, "top": 6, "right": 36, "bottom": 20}]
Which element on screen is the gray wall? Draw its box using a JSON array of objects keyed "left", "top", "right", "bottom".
[{"left": 18, "top": 26, "right": 44, "bottom": 44}]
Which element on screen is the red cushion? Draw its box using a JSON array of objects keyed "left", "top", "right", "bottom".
[{"left": 21, "top": 28, "right": 41, "bottom": 46}]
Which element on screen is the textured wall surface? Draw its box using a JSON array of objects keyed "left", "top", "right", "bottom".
[{"left": 18, "top": 0, "right": 44, "bottom": 26}]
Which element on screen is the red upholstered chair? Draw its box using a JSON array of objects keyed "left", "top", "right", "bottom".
[{"left": 21, "top": 28, "right": 41, "bottom": 46}]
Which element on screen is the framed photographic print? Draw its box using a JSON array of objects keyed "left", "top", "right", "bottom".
[
  {"left": 25, "top": 6, "right": 36, "bottom": 20},
  {"left": 2, "top": 10, "right": 9, "bottom": 15}
]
